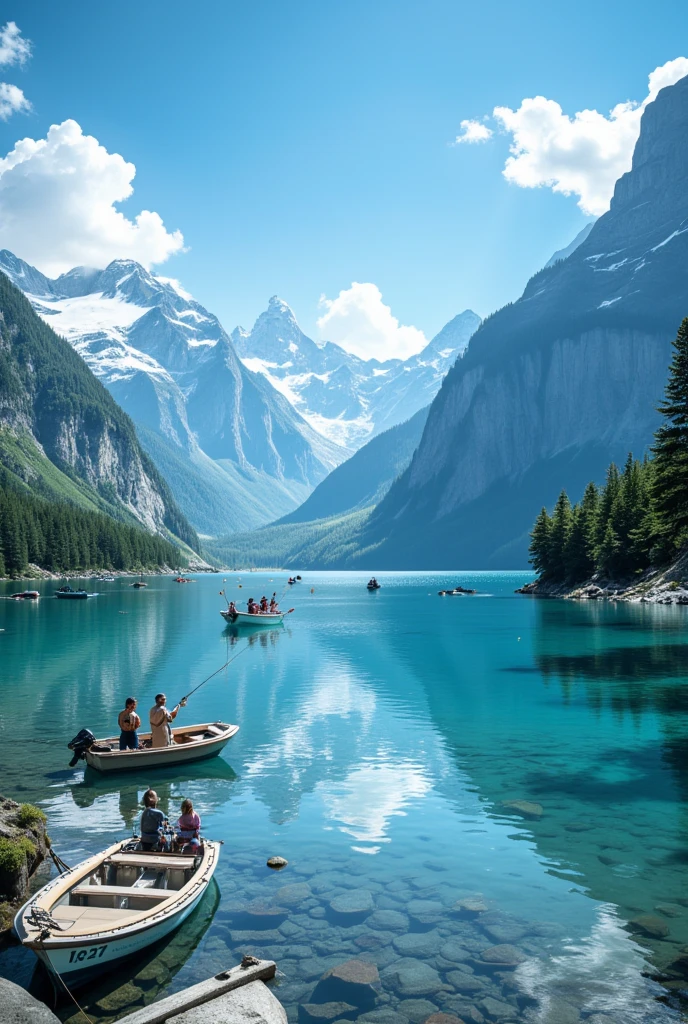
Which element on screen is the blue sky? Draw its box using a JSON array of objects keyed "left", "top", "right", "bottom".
[{"left": 1, "top": 0, "right": 687, "bottom": 355}]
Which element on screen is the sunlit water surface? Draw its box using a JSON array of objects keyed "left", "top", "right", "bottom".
[{"left": 0, "top": 572, "right": 687, "bottom": 1023}]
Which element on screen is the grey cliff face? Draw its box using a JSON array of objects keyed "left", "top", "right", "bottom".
[{"left": 369, "top": 73, "right": 688, "bottom": 568}]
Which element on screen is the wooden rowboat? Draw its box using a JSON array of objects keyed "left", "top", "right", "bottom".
[
  {"left": 14, "top": 839, "right": 219, "bottom": 987},
  {"left": 84, "top": 722, "right": 239, "bottom": 773},
  {"left": 220, "top": 609, "right": 284, "bottom": 626}
]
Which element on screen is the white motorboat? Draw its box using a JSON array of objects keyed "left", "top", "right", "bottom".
[
  {"left": 220, "top": 609, "right": 285, "bottom": 626},
  {"left": 15, "top": 839, "right": 219, "bottom": 987},
  {"left": 71, "top": 722, "right": 239, "bottom": 773}
]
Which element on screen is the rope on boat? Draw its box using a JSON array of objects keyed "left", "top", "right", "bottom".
[
  {"left": 49, "top": 847, "right": 72, "bottom": 873},
  {"left": 51, "top": 964, "right": 94, "bottom": 1024},
  {"left": 178, "top": 637, "right": 254, "bottom": 704}
]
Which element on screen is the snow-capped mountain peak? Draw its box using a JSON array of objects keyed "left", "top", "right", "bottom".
[{"left": 232, "top": 298, "right": 482, "bottom": 448}]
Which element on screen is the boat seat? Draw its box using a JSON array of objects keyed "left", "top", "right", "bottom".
[
  {"left": 108, "top": 853, "right": 196, "bottom": 869},
  {"left": 205, "top": 724, "right": 225, "bottom": 736},
  {"left": 51, "top": 904, "right": 138, "bottom": 928},
  {"left": 175, "top": 734, "right": 202, "bottom": 744},
  {"left": 71, "top": 884, "right": 177, "bottom": 902}
]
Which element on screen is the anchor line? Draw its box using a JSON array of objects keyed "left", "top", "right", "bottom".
[{"left": 50, "top": 962, "right": 94, "bottom": 1024}]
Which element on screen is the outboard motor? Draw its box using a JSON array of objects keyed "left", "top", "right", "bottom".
[{"left": 67, "top": 728, "right": 96, "bottom": 766}]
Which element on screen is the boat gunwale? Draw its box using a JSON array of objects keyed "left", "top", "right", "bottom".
[
  {"left": 16, "top": 839, "right": 219, "bottom": 948},
  {"left": 219, "top": 610, "right": 284, "bottom": 623}
]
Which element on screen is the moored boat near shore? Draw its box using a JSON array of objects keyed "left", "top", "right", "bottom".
[
  {"left": 69, "top": 722, "right": 239, "bottom": 773},
  {"left": 14, "top": 838, "right": 220, "bottom": 987}
]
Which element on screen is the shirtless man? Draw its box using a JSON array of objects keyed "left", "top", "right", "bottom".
[{"left": 149, "top": 693, "right": 187, "bottom": 748}]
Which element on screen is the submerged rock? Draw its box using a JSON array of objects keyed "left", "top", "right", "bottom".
[
  {"left": 499, "top": 800, "right": 543, "bottom": 820},
  {"left": 452, "top": 897, "right": 488, "bottom": 916},
  {"left": 267, "top": 856, "right": 289, "bottom": 869},
  {"left": 396, "top": 999, "right": 441, "bottom": 1023},
  {"left": 276, "top": 882, "right": 312, "bottom": 906},
  {"left": 299, "top": 1002, "right": 358, "bottom": 1024},
  {"left": 381, "top": 958, "right": 445, "bottom": 997},
  {"left": 313, "top": 959, "right": 381, "bottom": 1010},
  {"left": 329, "top": 890, "right": 374, "bottom": 922},
  {"left": 628, "top": 914, "right": 670, "bottom": 939},
  {"left": 423, "top": 1014, "right": 467, "bottom": 1024},
  {"left": 478, "top": 945, "right": 527, "bottom": 968},
  {"left": 478, "top": 995, "right": 517, "bottom": 1020}
]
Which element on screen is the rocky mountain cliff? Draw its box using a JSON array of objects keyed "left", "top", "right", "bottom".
[
  {"left": 279, "top": 405, "right": 430, "bottom": 524},
  {"left": 234, "top": 299, "right": 480, "bottom": 448},
  {"left": 0, "top": 254, "right": 345, "bottom": 536},
  {"left": 0, "top": 272, "right": 198, "bottom": 550},
  {"left": 365, "top": 72, "right": 688, "bottom": 568}
]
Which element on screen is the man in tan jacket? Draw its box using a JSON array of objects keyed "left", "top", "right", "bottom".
[{"left": 149, "top": 693, "right": 186, "bottom": 747}]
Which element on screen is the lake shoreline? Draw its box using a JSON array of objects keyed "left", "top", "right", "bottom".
[{"left": 516, "top": 549, "right": 688, "bottom": 605}]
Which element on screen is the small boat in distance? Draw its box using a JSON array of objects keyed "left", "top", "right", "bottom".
[
  {"left": 14, "top": 838, "right": 219, "bottom": 988},
  {"left": 130, "top": 574, "right": 147, "bottom": 588},
  {"left": 174, "top": 576, "right": 194, "bottom": 583},
  {"left": 10, "top": 590, "right": 40, "bottom": 600},
  {"left": 438, "top": 586, "right": 477, "bottom": 596},
  {"left": 97, "top": 575, "right": 116, "bottom": 582},
  {"left": 55, "top": 586, "right": 93, "bottom": 600},
  {"left": 68, "top": 722, "right": 239, "bottom": 773},
  {"left": 367, "top": 578, "right": 381, "bottom": 590}
]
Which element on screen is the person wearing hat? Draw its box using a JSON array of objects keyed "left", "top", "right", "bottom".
[
  {"left": 118, "top": 697, "right": 141, "bottom": 750},
  {"left": 149, "top": 692, "right": 187, "bottom": 748}
]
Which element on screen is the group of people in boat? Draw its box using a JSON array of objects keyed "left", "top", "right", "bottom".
[
  {"left": 140, "top": 789, "right": 201, "bottom": 853},
  {"left": 246, "top": 593, "right": 280, "bottom": 614},
  {"left": 367, "top": 577, "right": 380, "bottom": 589},
  {"left": 117, "top": 692, "right": 187, "bottom": 751}
]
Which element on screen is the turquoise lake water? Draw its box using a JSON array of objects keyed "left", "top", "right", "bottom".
[{"left": 0, "top": 571, "right": 687, "bottom": 1023}]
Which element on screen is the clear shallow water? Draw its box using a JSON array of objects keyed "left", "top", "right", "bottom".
[{"left": 0, "top": 572, "right": 686, "bottom": 1023}]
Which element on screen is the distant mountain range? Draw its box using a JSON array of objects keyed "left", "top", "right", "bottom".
[
  {"left": 0, "top": 252, "right": 345, "bottom": 536},
  {"left": 0, "top": 252, "right": 480, "bottom": 537},
  {"left": 364, "top": 71, "right": 688, "bottom": 567},
  {"left": 233, "top": 300, "right": 480, "bottom": 449},
  {"left": 0, "top": 272, "right": 198, "bottom": 553}
]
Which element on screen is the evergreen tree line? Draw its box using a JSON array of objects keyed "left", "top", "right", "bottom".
[
  {"left": 530, "top": 317, "right": 688, "bottom": 583},
  {"left": 0, "top": 470, "right": 187, "bottom": 578}
]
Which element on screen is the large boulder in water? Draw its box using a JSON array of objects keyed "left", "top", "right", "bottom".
[{"left": 0, "top": 978, "right": 60, "bottom": 1024}]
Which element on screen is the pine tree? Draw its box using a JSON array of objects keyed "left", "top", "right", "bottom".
[
  {"left": 548, "top": 490, "right": 572, "bottom": 580},
  {"left": 529, "top": 507, "right": 553, "bottom": 576},
  {"left": 652, "top": 317, "right": 688, "bottom": 551},
  {"left": 565, "top": 482, "right": 599, "bottom": 581}
]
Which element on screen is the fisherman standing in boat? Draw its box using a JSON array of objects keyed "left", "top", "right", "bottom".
[
  {"left": 149, "top": 693, "right": 187, "bottom": 748},
  {"left": 118, "top": 696, "right": 141, "bottom": 750}
]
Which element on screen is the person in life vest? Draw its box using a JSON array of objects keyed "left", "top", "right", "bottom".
[
  {"left": 149, "top": 693, "right": 187, "bottom": 748},
  {"left": 118, "top": 697, "right": 141, "bottom": 750}
]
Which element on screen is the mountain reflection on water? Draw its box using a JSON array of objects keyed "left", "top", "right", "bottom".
[{"left": 0, "top": 573, "right": 685, "bottom": 1023}]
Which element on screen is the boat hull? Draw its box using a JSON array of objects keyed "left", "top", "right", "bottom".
[
  {"left": 32, "top": 883, "right": 207, "bottom": 986},
  {"left": 220, "top": 610, "right": 284, "bottom": 626},
  {"left": 55, "top": 593, "right": 89, "bottom": 599},
  {"left": 84, "top": 723, "right": 239, "bottom": 773}
]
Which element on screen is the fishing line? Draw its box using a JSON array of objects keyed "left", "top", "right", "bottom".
[{"left": 178, "top": 636, "right": 254, "bottom": 704}]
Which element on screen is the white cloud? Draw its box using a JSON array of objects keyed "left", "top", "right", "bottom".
[
  {"left": 453, "top": 118, "right": 493, "bottom": 144},
  {"left": 0, "top": 120, "right": 185, "bottom": 276},
  {"left": 463, "top": 57, "right": 688, "bottom": 216},
  {"left": 0, "top": 82, "right": 30, "bottom": 120},
  {"left": 317, "top": 282, "right": 428, "bottom": 361},
  {"left": 0, "top": 21, "right": 31, "bottom": 67}
]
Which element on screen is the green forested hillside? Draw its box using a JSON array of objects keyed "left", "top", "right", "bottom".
[
  {"left": 0, "top": 468, "right": 185, "bottom": 577},
  {"left": 206, "top": 507, "right": 375, "bottom": 568},
  {"left": 0, "top": 272, "right": 198, "bottom": 551}
]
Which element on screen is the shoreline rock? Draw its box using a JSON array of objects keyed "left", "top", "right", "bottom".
[
  {"left": 516, "top": 550, "right": 688, "bottom": 605},
  {"left": 0, "top": 797, "right": 49, "bottom": 934}
]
